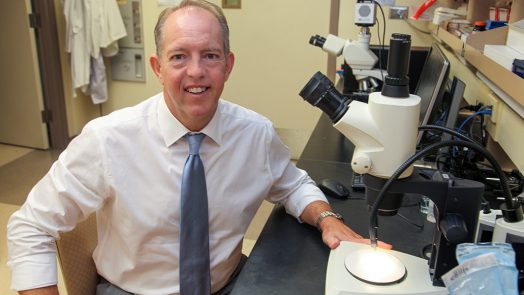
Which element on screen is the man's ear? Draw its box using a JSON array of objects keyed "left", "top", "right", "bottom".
[
  {"left": 150, "top": 54, "right": 164, "bottom": 85},
  {"left": 224, "top": 52, "right": 235, "bottom": 82}
]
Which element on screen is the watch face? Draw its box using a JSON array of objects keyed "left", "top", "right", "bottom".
[
  {"left": 322, "top": 211, "right": 342, "bottom": 220},
  {"left": 316, "top": 211, "right": 344, "bottom": 231}
]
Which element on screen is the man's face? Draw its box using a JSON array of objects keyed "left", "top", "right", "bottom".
[{"left": 151, "top": 7, "right": 234, "bottom": 131}]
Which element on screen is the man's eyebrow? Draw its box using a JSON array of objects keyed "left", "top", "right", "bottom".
[
  {"left": 166, "top": 46, "right": 186, "bottom": 53},
  {"left": 165, "top": 47, "right": 222, "bottom": 54},
  {"left": 202, "top": 47, "right": 223, "bottom": 53},
  {"left": 166, "top": 46, "right": 224, "bottom": 56}
]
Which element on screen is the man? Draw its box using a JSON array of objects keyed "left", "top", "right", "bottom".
[{"left": 7, "top": 1, "right": 387, "bottom": 294}]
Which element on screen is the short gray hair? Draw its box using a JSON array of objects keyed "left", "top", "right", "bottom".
[{"left": 154, "top": 0, "right": 230, "bottom": 57}]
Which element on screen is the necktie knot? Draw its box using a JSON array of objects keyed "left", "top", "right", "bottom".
[{"left": 187, "top": 133, "right": 205, "bottom": 155}]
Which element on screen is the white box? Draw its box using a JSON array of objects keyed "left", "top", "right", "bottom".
[
  {"left": 484, "top": 44, "right": 524, "bottom": 70},
  {"left": 489, "top": 7, "right": 510, "bottom": 21},
  {"left": 507, "top": 19, "right": 524, "bottom": 54}
]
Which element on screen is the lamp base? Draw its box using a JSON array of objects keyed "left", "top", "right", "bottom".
[{"left": 326, "top": 242, "right": 447, "bottom": 295}]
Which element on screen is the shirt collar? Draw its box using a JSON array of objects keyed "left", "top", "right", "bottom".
[{"left": 157, "top": 93, "right": 222, "bottom": 147}]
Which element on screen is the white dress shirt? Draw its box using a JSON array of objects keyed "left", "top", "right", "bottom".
[{"left": 7, "top": 93, "right": 327, "bottom": 294}]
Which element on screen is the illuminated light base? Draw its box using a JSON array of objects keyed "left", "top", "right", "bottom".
[
  {"left": 326, "top": 242, "right": 447, "bottom": 295},
  {"left": 345, "top": 248, "right": 406, "bottom": 285}
]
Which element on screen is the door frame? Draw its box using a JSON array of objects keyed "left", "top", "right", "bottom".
[{"left": 31, "top": 0, "right": 70, "bottom": 149}]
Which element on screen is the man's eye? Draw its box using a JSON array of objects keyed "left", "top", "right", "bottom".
[
  {"left": 171, "top": 54, "right": 185, "bottom": 61},
  {"left": 205, "top": 53, "right": 220, "bottom": 60}
]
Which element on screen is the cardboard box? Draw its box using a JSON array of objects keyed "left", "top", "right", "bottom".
[
  {"left": 435, "top": 23, "right": 467, "bottom": 55},
  {"left": 489, "top": 7, "right": 510, "bottom": 21},
  {"left": 465, "top": 25, "right": 524, "bottom": 108}
]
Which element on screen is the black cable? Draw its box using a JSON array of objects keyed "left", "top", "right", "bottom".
[
  {"left": 468, "top": 116, "right": 477, "bottom": 139},
  {"left": 375, "top": 15, "right": 383, "bottom": 80},
  {"left": 476, "top": 161, "right": 494, "bottom": 170},
  {"left": 418, "top": 125, "right": 475, "bottom": 143},
  {"left": 369, "top": 138, "right": 510, "bottom": 246},
  {"left": 369, "top": 128, "right": 518, "bottom": 247},
  {"left": 373, "top": 0, "right": 386, "bottom": 82},
  {"left": 396, "top": 212, "right": 424, "bottom": 230},
  {"left": 426, "top": 116, "right": 487, "bottom": 178},
  {"left": 480, "top": 114, "right": 488, "bottom": 146}
]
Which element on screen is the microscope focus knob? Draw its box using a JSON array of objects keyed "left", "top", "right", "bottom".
[
  {"left": 351, "top": 153, "right": 371, "bottom": 174},
  {"left": 439, "top": 213, "right": 468, "bottom": 243}
]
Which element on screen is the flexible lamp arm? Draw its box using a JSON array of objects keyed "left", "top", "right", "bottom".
[
  {"left": 369, "top": 125, "right": 523, "bottom": 248},
  {"left": 418, "top": 125, "right": 517, "bottom": 209}
]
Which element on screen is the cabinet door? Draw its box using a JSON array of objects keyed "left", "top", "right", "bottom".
[{"left": 0, "top": 0, "right": 49, "bottom": 149}]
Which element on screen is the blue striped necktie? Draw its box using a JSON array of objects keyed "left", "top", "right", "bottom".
[{"left": 179, "top": 133, "right": 211, "bottom": 295}]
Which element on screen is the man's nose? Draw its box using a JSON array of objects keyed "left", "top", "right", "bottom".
[{"left": 187, "top": 57, "right": 205, "bottom": 77}]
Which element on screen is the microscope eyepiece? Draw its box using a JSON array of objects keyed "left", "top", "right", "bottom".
[
  {"left": 382, "top": 33, "right": 411, "bottom": 98},
  {"left": 309, "top": 35, "right": 326, "bottom": 48},
  {"left": 299, "top": 71, "right": 349, "bottom": 123}
]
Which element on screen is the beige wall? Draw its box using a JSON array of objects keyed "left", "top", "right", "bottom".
[
  {"left": 337, "top": 0, "right": 435, "bottom": 66},
  {"left": 57, "top": 0, "right": 437, "bottom": 136}
]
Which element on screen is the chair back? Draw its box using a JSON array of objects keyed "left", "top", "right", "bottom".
[{"left": 56, "top": 214, "right": 98, "bottom": 295}]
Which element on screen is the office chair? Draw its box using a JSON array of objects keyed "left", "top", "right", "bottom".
[{"left": 55, "top": 214, "right": 98, "bottom": 295}]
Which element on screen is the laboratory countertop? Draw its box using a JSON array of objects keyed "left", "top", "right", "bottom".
[{"left": 230, "top": 114, "right": 436, "bottom": 295}]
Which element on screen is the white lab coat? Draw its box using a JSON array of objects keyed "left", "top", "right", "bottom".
[{"left": 63, "top": 0, "right": 126, "bottom": 104}]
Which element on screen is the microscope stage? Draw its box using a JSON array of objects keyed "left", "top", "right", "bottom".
[{"left": 325, "top": 242, "right": 447, "bottom": 295}]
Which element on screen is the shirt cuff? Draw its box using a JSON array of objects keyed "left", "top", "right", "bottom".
[
  {"left": 9, "top": 253, "right": 58, "bottom": 291},
  {"left": 283, "top": 184, "right": 328, "bottom": 222}
]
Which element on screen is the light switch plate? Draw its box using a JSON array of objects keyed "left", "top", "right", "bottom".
[{"left": 389, "top": 6, "right": 408, "bottom": 19}]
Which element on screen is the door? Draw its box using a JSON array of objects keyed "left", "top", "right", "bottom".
[{"left": 0, "top": 0, "right": 49, "bottom": 149}]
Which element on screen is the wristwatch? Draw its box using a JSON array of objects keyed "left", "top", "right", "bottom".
[{"left": 315, "top": 210, "right": 344, "bottom": 231}]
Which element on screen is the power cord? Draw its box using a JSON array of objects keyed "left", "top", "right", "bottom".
[{"left": 373, "top": 0, "right": 386, "bottom": 82}]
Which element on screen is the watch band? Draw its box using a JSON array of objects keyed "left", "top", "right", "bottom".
[{"left": 315, "top": 210, "right": 344, "bottom": 231}]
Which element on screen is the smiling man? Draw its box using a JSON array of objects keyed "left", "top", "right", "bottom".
[
  {"left": 150, "top": 3, "right": 234, "bottom": 132},
  {"left": 7, "top": 1, "right": 378, "bottom": 295}
]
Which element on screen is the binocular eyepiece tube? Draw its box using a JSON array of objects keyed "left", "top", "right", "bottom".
[{"left": 299, "top": 72, "right": 349, "bottom": 123}]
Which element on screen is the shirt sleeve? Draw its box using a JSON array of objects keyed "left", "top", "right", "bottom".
[
  {"left": 264, "top": 125, "right": 328, "bottom": 221},
  {"left": 6, "top": 124, "right": 109, "bottom": 291}
]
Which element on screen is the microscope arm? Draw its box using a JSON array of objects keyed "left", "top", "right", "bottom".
[
  {"left": 353, "top": 68, "right": 387, "bottom": 81},
  {"left": 334, "top": 93, "right": 419, "bottom": 178},
  {"left": 315, "top": 33, "right": 378, "bottom": 71}
]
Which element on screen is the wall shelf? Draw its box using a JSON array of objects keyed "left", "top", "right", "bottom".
[
  {"left": 431, "top": 23, "right": 524, "bottom": 111},
  {"left": 429, "top": 13, "right": 524, "bottom": 172}
]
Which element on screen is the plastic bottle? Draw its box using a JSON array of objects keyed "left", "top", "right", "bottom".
[{"left": 472, "top": 21, "right": 486, "bottom": 33}]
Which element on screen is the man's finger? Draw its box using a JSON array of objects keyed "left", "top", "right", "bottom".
[
  {"left": 324, "top": 234, "right": 341, "bottom": 249},
  {"left": 352, "top": 238, "right": 393, "bottom": 250}
]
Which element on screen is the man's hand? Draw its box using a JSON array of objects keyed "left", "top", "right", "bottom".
[
  {"left": 19, "top": 285, "right": 59, "bottom": 295},
  {"left": 319, "top": 216, "right": 392, "bottom": 250},
  {"left": 300, "top": 200, "right": 392, "bottom": 250}
]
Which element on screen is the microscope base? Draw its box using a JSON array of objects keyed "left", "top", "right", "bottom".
[
  {"left": 326, "top": 242, "right": 447, "bottom": 295},
  {"left": 475, "top": 209, "right": 502, "bottom": 243},
  {"left": 493, "top": 218, "right": 524, "bottom": 243}
]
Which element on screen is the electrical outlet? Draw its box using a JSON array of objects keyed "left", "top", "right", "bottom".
[
  {"left": 389, "top": 6, "right": 408, "bottom": 19},
  {"left": 486, "top": 93, "right": 499, "bottom": 124}
]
